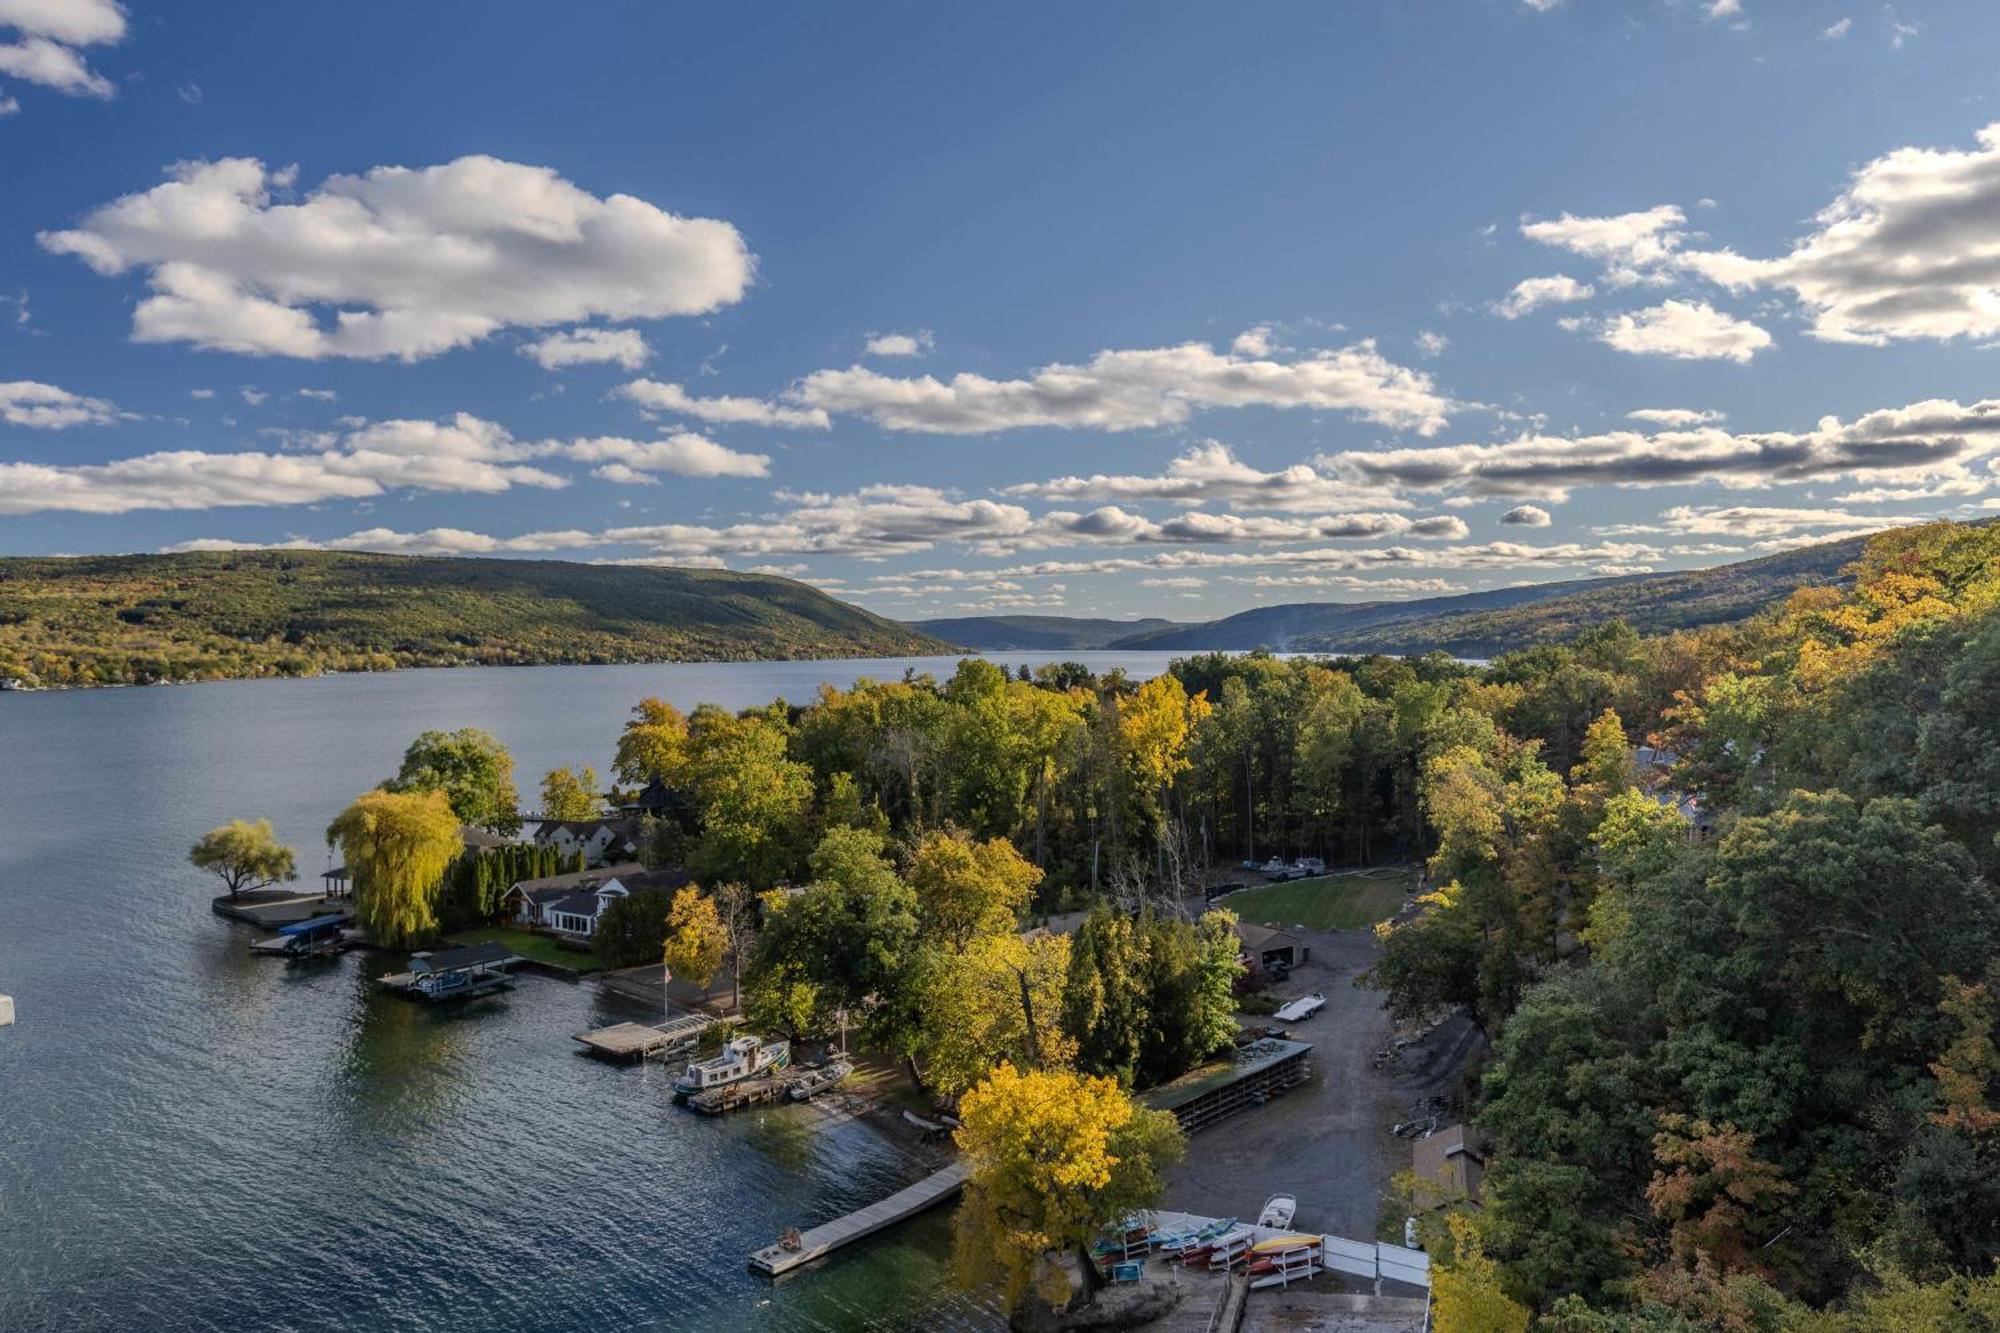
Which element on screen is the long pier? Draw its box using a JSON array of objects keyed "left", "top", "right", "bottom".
[{"left": 749, "top": 1161, "right": 968, "bottom": 1276}]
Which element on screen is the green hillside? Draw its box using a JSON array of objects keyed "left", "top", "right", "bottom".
[
  {"left": 0, "top": 551, "right": 947, "bottom": 688},
  {"left": 913, "top": 614, "right": 1187, "bottom": 650}
]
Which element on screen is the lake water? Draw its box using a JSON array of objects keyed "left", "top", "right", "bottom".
[{"left": 0, "top": 652, "right": 1188, "bottom": 1332}]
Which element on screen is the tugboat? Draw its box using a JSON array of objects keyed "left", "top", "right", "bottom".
[{"left": 674, "top": 1033, "right": 790, "bottom": 1099}]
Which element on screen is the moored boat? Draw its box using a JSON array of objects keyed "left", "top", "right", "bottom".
[{"left": 675, "top": 1034, "right": 790, "bottom": 1099}]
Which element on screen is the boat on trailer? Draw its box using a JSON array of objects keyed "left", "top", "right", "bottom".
[{"left": 674, "top": 1034, "right": 790, "bottom": 1099}]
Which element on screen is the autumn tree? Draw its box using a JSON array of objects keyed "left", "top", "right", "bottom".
[
  {"left": 662, "top": 886, "right": 726, "bottom": 990},
  {"left": 1644, "top": 1116, "right": 1795, "bottom": 1276},
  {"left": 952, "top": 1062, "right": 1184, "bottom": 1309},
  {"left": 540, "top": 765, "right": 603, "bottom": 821},
  {"left": 685, "top": 706, "right": 814, "bottom": 886},
  {"left": 917, "top": 932, "right": 1075, "bottom": 1097},
  {"left": 188, "top": 818, "right": 298, "bottom": 901},
  {"left": 1063, "top": 909, "right": 1149, "bottom": 1085},
  {"left": 385, "top": 728, "right": 520, "bottom": 833},
  {"left": 325, "top": 788, "right": 462, "bottom": 946},
  {"left": 907, "top": 828, "right": 1042, "bottom": 951},
  {"left": 1431, "top": 1214, "right": 1531, "bottom": 1333},
  {"left": 613, "top": 697, "right": 690, "bottom": 785}
]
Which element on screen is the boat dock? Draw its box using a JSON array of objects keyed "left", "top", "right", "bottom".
[
  {"left": 688, "top": 1071, "right": 789, "bottom": 1115},
  {"left": 574, "top": 1013, "right": 713, "bottom": 1061},
  {"left": 750, "top": 1161, "right": 969, "bottom": 1276},
  {"left": 380, "top": 942, "right": 519, "bottom": 1002}
]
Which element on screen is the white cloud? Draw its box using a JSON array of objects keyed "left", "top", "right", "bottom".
[
  {"left": 1703, "top": 0, "right": 1742, "bottom": 20},
  {"left": 238, "top": 387, "right": 267, "bottom": 406},
  {"left": 1328, "top": 396, "right": 2000, "bottom": 500},
  {"left": 863, "top": 330, "right": 933, "bottom": 357},
  {"left": 1491, "top": 273, "right": 1595, "bottom": 319},
  {"left": 0, "top": 0, "right": 124, "bottom": 100},
  {"left": 522, "top": 327, "right": 651, "bottom": 371},
  {"left": 563, "top": 431, "right": 769, "bottom": 480},
  {"left": 1821, "top": 17, "right": 1851, "bottom": 38},
  {"left": 40, "top": 155, "right": 752, "bottom": 361},
  {"left": 189, "top": 388, "right": 214, "bottom": 400},
  {"left": 296, "top": 388, "right": 337, "bottom": 402},
  {"left": 1585, "top": 299, "right": 1772, "bottom": 362},
  {"left": 1002, "top": 442, "right": 1398, "bottom": 512},
  {"left": 1652, "top": 504, "right": 1900, "bottom": 539},
  {"left": 1890, "top": 19, "right": 1919, "bottom": 49},
  {"left": 1231, "top": 325, "right": 1277, "bottom": 357},
  {"left": 790, "top": 337, "right": 1454, "bottom": 437},
  {"left": 1521, "top": 205, "right": 1687, "bottom": 286},
  {"left": 0, "top": 93, "right": 19, "bottom": 115},
  {"left": 1499, "top": 504, "right": 1552, "bottom": 527},
  {"left": 1415, "top": 330, "right": 1449, "bottom": 357},
  {"left": 1627, "top": 407, "right": 1726, "bottom": 426},
  {"left": 0, "top": 378, "right": 120, "bottom": 428},
  {"left": 616, "top": 378, "right": 829, "bottom": 429}
]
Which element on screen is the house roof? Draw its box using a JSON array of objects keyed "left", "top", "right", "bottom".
[
  {"left": 533, "top": 817, "right": 641, "bottom": 843},
  {"left": 609, "top": 866, "right": 693, "bottom": 894},
  {"left": 413, "top": 941, "right": 514, "bottom": 972},
  {"left": 1235, "top": 921, "right": 1302, "bottom": 952},
  {"left": 508, "top": 862, "right": 648, "bottom": 897},
  {"left": 459, "top": 825, "right": 517, "bottom": 850},
  {"left": 548, "top": 890, "right": 611, "bottom": 918}
]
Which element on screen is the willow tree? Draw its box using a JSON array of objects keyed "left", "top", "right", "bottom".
[
  {"left": 326, "top": 788, "right": 461, "bottom": 947},
  {"left": 189, "top": 819, "right": 298, "bottom": 901}
]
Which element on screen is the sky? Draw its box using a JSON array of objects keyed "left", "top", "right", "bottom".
[{"left": 4, "top": 0, "right": 2000, "bottom": 622}]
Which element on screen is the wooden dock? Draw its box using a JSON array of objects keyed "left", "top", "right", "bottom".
[
  {"left": 574, "top": 1013, "right": 713, "bottom": 1061},
  {"left": 750, "top": 1162, "right": 969, "bottom": 1276}
]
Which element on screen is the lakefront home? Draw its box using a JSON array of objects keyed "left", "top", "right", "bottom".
[
  {"left": 531, "top": 817, "right": 644, "bottom": 866},
  {"left": 504, "top": 864, "right": 691, "bottom": 940}
]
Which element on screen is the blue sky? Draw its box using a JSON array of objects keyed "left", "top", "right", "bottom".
[{"left": 5, "top": 0, "right": 2000, "bottom": 621}]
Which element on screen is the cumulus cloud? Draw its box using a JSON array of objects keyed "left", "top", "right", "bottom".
[
  {"left": 1627, "top": 407, "right": 1726, "bottom": 426},
  {"left": 0, "top": 378, "right": 121, "bottom": 428},
  {"left": 1651, "top": 504, "right": 1902, "bottom": 539},
  {"left": 863, "top": 330, "right": 932, "bottom": 357},
  {"left": 1002, "top": 442, "right": 1399, "bottom": 512},
  {"left": 521, "top": 327, "right": 651, "bottom": 371},
  {"left": 1580, "top": 299, "right": 1773, "bottom": 362},
  {"left": 40, "top": 155, "right": 752, "bottom": 361},
  {"left": 1521, "top": 205, "right": 1687, "bottom": 286},
  {"left": 1499, "top": 504, "right": 1552, "bottom": 527},
  {"left": 616, "top": 378, "right": 829, "bottom": 429},
  {"left": 1327, "top": 396, "right": 2000, "bottom": 500},
  {"left": 1491, "top": 274, "right": 1595, "bottom": 319},
  {"left": 1415, "top": 330, "right": 1450, "bottom": 357},
  {"left": 789, "top": 336, "right": 1454, "bottom": 437},
  {"left": 562, "top": 431, "right": 769, "bottom": 480},
  {"left": 0, "top": 0, "right": 124, "bottom": 100}
]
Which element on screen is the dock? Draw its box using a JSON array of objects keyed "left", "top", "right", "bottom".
[
  {"left": 574, "top": 1013, "right": 713, "bottom": 1061},
  {"left": 750, "top": 1162, "right": 969, "bottom": 1276},
  {"left": 688, "top": 1071, "right": 789, "bottom": 1115}
]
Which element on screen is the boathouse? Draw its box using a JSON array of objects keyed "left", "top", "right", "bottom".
[
  {"left": 1143, "top": 1037, "right": 1314, "bottom": 1134},
  {"left": 400, "top": 941, "right": 518, "bottom": 1001}
]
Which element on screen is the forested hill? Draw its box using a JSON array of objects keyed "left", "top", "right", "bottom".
[
  {"left": 913, "top": 614, "right": 1187, "bottom": 650},
  {"left": 955, "top": 532, "right": 1872, "bottom": 655},
  {"left": 0, "top": 551, "right": 948, "bottom": 688}
]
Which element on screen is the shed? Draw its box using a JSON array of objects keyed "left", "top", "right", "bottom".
[
  {"left": 1235, "top": 921, "right": 1307, "bottom": 971},
  {"left": 1413, "top": 1123, "right": 1488, "bottom": 1210}
]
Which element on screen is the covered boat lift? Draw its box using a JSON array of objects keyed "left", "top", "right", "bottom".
[{"left": 382, "top": 941, "right": 520, "bottom": 1001}]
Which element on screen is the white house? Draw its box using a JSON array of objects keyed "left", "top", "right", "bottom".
[
  {"left": 531, "top": 818, "right": 644, "bottom": 867},
  {"left": 503, "top": 863, "right": 689, "bottom": 940}
]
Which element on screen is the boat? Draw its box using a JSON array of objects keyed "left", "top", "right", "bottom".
[
  {"left": 1257, "top": 1194, "right": 1298, "bottom": 1229},
  {"left": 1272, "top": 993, "right": 1326, "bottom": 1023},
  {"left": 674, "top": 1034, "right": 790, "bottom": 1098},
  {"left": 786, "top": 1057, "right": 853, "bottom": 1101}
]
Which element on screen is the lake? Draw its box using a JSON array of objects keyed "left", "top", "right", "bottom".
[{"left": 0, "top": 652, "right": 1189, "bottom": 1332}]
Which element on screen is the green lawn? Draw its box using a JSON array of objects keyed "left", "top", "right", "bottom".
[
  {"left": 1217, "top": 866, "right": 1416, "bottom": 932},
  {"left": 451, "top": 925, "right": 605, "bottom": 973}
]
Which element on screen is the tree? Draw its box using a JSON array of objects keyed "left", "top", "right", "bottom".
[
  {"left": 686, "top": 706, "right": 814, "bottom": 886},
  {"left": 744, "top": 958, "right": 824, "bottom": 1042},
  {"left": 906, "top": 829, "right": 1042, "bottom": 951},
  {"left": 750, "top": 828, "right": 919, "bottom": 1046},
  {"left": 662, "top": 886, "right": 726, "bottom": 990},
  {"left": 595, "top": 887, "right": 674, "bottom": 968},
  {"left": 384, "top": 728, "right": 520, "bottom": 833},
  {"left": 188, "top": 819, "right": 298, "bottom": 901},
  {"left": 540, "top": 765, "right": 603, "bottom": 821},
  {"left": 711, "top": 881, "right": 758, "bottom": 1012},
  {"left": 952, "top": 1062, "right": 1184, "bottom": 1309},
  {"left": 916, "top": 931, "right": 1075, "bottom": 1097},
  {"left": 325, "top": 788, "right": 462, "bottom": 946},
  {"left": 1431, "top": 1214, "right": 1532, "bottom": 1333},
  {"left": 1645, "top": 1116, "right": 1795, "bottom": 1276},
  {"left": 613, "top": 696, "right": 690, "bottom": 785},
  {"left": 1063, "top": 909, "right": 1149, "bottom": 1085}
]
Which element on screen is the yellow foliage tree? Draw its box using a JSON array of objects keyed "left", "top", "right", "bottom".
[
  {"left": 1118, "top": 672, "right": 1212, "bottom": 794},
  {"left": 1431, "top": 1213, "right": 1530, "bottom": 1333},
  {"left": 953, "top": 1062, "right": 1184, "bottom": 1309},
  {"left": 325, "top": 788, "right": 461, "bottom": 947},
  {"left": 918, "top": 931, "right": 1075, "bottom": 1097},
  {"left": 540, "top": 765, "right": 603, "bottom": 821},
  {"left": 614, "top": 697, "right": 690, "bottom": 785},
  {"left": 662, "top": 886, "right": 726, "bottom": 990},
  {"left": 907, "top": 829, "right": 1043, "bottom": 951}
]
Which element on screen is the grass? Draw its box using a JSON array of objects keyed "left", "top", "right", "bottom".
[
  {"left": 451, "top": 925, "right": 606, "bottom": 973},
  {"left": 1217, "top": 865, "right": 1417, "bottom": 932}
]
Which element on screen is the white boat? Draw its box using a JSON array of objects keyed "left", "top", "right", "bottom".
[
  {"left": 675, "top": 1034, "right": 790, "bottom": 1098},
  {"left": 1257, "top": 1194, "right": 1298, "bottom": 1229},
  {"left": 1272, "top": 993, "right": 1326, "bottom": 1023},
  {"left": 787, "top": 1057, "right": 853, "bottom": 1101}
]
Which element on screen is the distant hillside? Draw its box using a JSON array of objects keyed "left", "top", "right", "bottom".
[
  {"left": 914, "top": 614, "right": 1188, "bottom": 650},
  {"left": 0, "top": 551, "right": 948, "bottom": 689},
  {"left": 1108, "top": 579, "right": 1634, "bottom": 651},
  {"left": 1294, "top": 535, "right": 1870, "bottom": 657}
]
